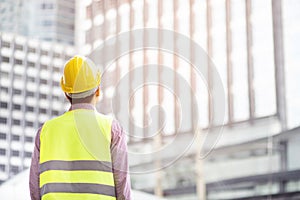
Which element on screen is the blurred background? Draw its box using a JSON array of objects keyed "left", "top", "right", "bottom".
[{"left": 0, "top": 0, "right": 300, "bottom": 199}]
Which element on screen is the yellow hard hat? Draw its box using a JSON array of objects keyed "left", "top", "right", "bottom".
[{"left": 60, "top": 55, "right": 101, "bottom": 95}]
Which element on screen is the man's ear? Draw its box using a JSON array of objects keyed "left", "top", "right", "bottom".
[
  {"left": 64, "top": 93, "right": 72, "bottom": 103},
  {"left": 95, "top": 87, "right": 100, "bottom": 97}
]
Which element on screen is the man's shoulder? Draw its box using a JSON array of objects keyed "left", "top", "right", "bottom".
[
  {"left": 43, "top": 111, "right": 116, "bottom": 130},
  {"left": 95, "top": 112, "right": 114, "bottom": 123},
  {"left": 42, "top": 112, "right": 69, "bottom": 128}
]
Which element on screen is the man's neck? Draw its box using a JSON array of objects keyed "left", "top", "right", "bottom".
[{"left": 69, "top": 103, "right": 96, "bottom": 111}]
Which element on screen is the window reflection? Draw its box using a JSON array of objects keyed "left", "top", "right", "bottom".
[
  {"left": 85, "top": 0, "right": 298, "bottom": 132},
  {"left": 283, "top": 0, "right": 300, "bottom": 128},
  {"left": 210, "top": 0, "right": 228, "bottom": 124},
  {"left": 231, "top": 0, "right": 249, "bottom": 121},
  {"left": 251, "top": 0, "right": 276, "bottom": 117}
]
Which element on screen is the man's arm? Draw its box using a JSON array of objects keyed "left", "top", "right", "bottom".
[
  {"left": 29, "top": 128, "right": 41, "bottom": 200},
  {"left": 111, "top": 120, "right": 132, "bottom": 200}
]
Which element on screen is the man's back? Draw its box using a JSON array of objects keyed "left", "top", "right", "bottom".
[
  {"left": 30, "top": 56, "right": 131, "bottom": 200},
  {"left": 39, "top": 109, "right": 116, "bottom": 200}
]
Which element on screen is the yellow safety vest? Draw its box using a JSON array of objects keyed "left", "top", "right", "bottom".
[{"left": 39, "top": 109, "right": 116, "bottom": 200}]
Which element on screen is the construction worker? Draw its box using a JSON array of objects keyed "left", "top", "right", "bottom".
[{"left": 29, "top": 55, "right": 131, "bottom": 200}]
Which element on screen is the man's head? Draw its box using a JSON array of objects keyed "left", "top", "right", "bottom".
[{"left": 60, "top": 55, "right": 101, "bottom": 105}]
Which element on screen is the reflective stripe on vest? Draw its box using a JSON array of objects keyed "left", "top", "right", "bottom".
[{"left": 39, "top": 109, "right": 116, "bottom": 200}]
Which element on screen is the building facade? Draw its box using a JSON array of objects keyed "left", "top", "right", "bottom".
[
  {"left": 79, "top": 0, "right": 300, "bottom": 199},
  {"left": 0, "top": 0, "right": 300, "bottom": 199},
  {"left": 0, "top": 0, "right": 76, "bottom": 45},
  {"left": 0, "top": 32, "right": 74, "bottom": 182}
]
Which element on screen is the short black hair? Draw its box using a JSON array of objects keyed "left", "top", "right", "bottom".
[{"left": 66, "top": 92, "right": 95, "bottom": 104}]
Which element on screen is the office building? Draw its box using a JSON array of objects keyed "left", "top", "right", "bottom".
[
  {"left": 0, "top": 32, "right": 74, "bottom": 182},
  {"left": 0, "top": 0, "right": 76, "bottom": 45},
  {"left": 79, "top": 0, "right": 300, "bottom": 199}
]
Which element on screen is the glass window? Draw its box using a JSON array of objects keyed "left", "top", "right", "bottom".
[
  {"left": 210, "top": 0, "right": 228, "bottom": 124},
  {"left": 94, "top": 25, "right": 104, "bottom": 39},
  {"left": 52, "top": 110, "right": 59, "bottom": 116},
  {"left": 160, "top": 0, "right": 174, "bottom": 30},
  {"left": 26, "top": 120, "right": 34, "bottom": 126},
  {"left": 40, "top": 79, "right": 47, "bottom": 85},
  {"left": 25, "top": 151, "right": 32, "bottom": 158},
  {"left": 27, "top": 77, "right": 35, "bottom": 83},
  {"left": 42, "top": 20, "right": 53, "bottom": 26},
  {"left": 13, "top": 89, "right": 22, "bottom": 95},
  {"left": 231, "top": 0, "right": 250, "bottom": 121},
  {"left": 40, "top": 93, "right": 47, "bottom": 99},
  {"left": 106, "top": 19, "right": 116, "bottom": 37},
  {"left": 86, "top": 5, "right": 93, "bottom": 18},
  {"left": 41, "top": 64, "right": 48, "bottom": 70},
  {"left": 2, "top": 41, "right": 10, "bottom": 48},
  {"left": 41, "top": 50, "right": 48, "bottom": 56},
  {"left": 26, "top": 91, "right": 35, "bottom": 97},
  {"left": 177, "top": 0, "right": 190, "bottom": 36},
  {"left": 28, "top": 61, "right": 35, "bottom": 68},
  {"left": 11, "top": 165, "right": 19, "bottom": 174},
  {"left": 13, "top": 104, "right": 21, "bottom": 110},
  {"left": 13, "top": 119, "right": 21, "bottom": 126},
  {"left": 119, "top": 3, "right": 130, "bottom": 32},
  {"left": 12, "top": 150, "right": 19, "bottom": 157},
  {"left": 0, "top": 117, "right": 7, "bottom": 124},
  {"left": 85, "top": 28, "right": 93, "bottom": 44},
  {"left": 1, "top": 71, "right": 9, "bottom": 78},
  {"left": 283, "top": 0, "right": 300, "bottom": 128},
  {"left": 39, "top": 108, "right": 47, "bottom": 114},
  {"left": 53, "top": 52, "right": 61, "bottom": 58},
  {"left": 0, "top": 164, "right": 5, "bottom": 171},
  {"left": 52, "top": 95, "right": 60, "bottom": 101},
  {"left": 1, "top": 86, "right": 9, "bottom": 93},
  {"left": 14, "top": 58, "right": 23, "bottom": 65},
  {"left": 12, "top": 134, "right": 20, "bottom": 141},
  {"left": 41, "top": 3, "right": 54, "bottom": 9},
  {"left": 94, "top": 1, "right": 103, "bottom": 15},
  {"left": 25, "top": 136, "right": 33, "bottom": 143},
  {"left": 53, "top": 66, "right": 61, "bottom": 73},
  {"left": 0, "top": 149, "right": 6, "bottom": 155},
  {"left": 192, "top": 0, "right": 207, "bottom": 51},
  {"left": 52, "top": 81, "right": 59, "bottom": 87},
  {"left": 0, "top": 133, "right": 6, "bottom": 140},
  {"left": 2, "top": 56, "right": 10, "bottom": 63},
  {"left": 251, "top": 0, "right": 276, "bottom": 117},
  {"left": 146, "top": 0, "right": 158, "bottom": 28},
  {"left": 15, "top": 44, "right": 23, "bottom": 51},
  {"left": 0, "top": 102, "right": 8, "bottom": 108},
  {"left": 28, "top": 47, "right": 36, "bottom": 53},
  {"left": 26, "top": 106, "right": 34, "bottom": 112},
  {"left": 14, "top": 74, "right": 23, "bottom": 80}
]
